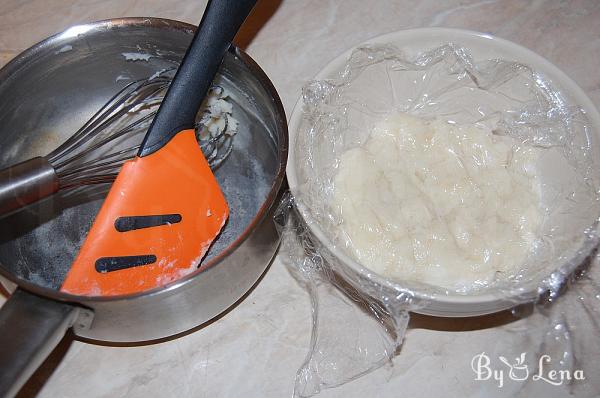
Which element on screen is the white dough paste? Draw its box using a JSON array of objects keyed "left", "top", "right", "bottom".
[{"left": 331, "top": 113, "right": 542, "bottom": 290}]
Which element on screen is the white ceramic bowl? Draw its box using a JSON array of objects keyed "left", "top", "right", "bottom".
[{"left": 287, "top": 28, "right": 600, "bottom": 317}]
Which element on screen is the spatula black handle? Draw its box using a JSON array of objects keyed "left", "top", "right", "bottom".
[{"left": 138, "top": 0, "right": 257, "bottom": 157}]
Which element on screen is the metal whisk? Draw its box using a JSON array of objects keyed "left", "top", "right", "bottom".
[{"left": 0, "top": 69, "right": 236, "bottom": 216}]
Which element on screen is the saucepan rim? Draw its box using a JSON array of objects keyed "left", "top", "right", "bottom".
[{"left": 0, "top": 16, "right": 288, "bottom": 303}]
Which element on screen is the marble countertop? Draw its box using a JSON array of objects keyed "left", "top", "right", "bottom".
[{"left": 1, "top": 1, "right": 599, "bottom": 397}]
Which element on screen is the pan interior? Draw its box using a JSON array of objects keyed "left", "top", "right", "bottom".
[{"left": 0, "top": 21, "right": 280, "bottom": 291}]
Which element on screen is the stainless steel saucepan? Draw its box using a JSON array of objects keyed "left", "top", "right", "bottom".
[{"left": 0, "top": 17, "right": 287, "bottom": 397}]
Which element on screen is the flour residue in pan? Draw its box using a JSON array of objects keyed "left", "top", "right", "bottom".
[{"left": 0, "top": 72, "right": 277, "bottom": 290}]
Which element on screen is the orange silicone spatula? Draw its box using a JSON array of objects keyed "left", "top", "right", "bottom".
[{"left": 60, "top": 0, "right": 257, "bottom": 296}]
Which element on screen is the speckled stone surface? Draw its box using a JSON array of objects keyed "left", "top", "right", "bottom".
[{"left": 1, "top": 1, "right": 599, "bottom": 397}]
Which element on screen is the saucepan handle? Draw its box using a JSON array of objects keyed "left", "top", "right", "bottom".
[{"left": 0, "top": 288, "right": 80, "bottom": 398}]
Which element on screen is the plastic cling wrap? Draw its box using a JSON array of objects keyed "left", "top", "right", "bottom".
[{"left": 278, "top": 42, "right": 600, "bottom": 397}]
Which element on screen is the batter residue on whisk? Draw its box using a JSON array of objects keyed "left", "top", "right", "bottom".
[{"left": 331, "top": 113, "right": 543, "bottom": 291}]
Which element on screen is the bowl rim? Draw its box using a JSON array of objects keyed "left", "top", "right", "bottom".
[
  {"left": 286, "top": 27, "right": 600, "bottom": 314},
  {"left": 0, "top": 17, "right": 289, "bottom": 303}
]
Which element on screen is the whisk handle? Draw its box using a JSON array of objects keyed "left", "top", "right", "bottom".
[
  {"left": 138, "top": 0, "right": 257, "bottom": 157},
  {"left": 0, "top": 157, "right": 59, "bottom": 217}
]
